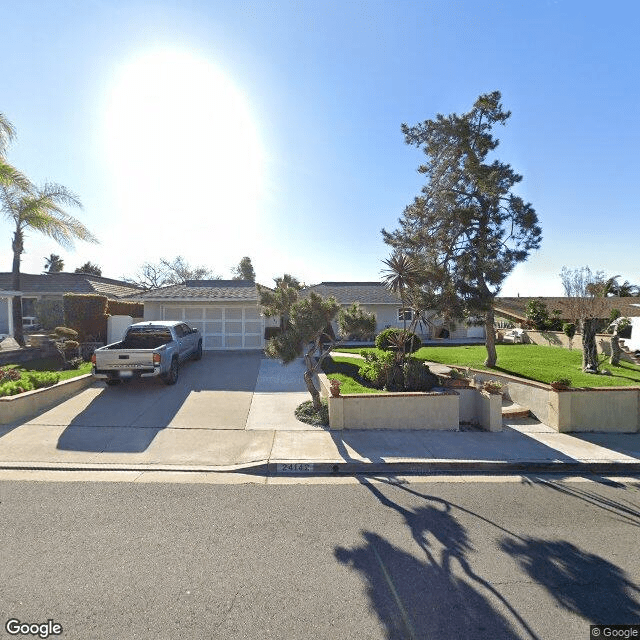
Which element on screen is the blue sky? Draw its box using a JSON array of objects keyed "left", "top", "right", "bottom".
[{"left": 1, "top": 0, "right": 638, "bottom": 295}]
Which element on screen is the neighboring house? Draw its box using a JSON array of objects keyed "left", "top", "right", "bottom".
[
  {"left": 0, "top": 272, "right": 144, "bottom": 337},
  {"left": 493, "top": 296, "right": 640, "bottom": 326},
  {"left": 130, "top": 280, "right": 270, "bottom": 350},
  {"left": 300, "top": 282, "right": 485, "bottom": 340}
]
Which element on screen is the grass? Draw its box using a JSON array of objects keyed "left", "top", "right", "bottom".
[
  {"left": 337, "top": 344, "right": 640, "bottom": 388},
  {"left": 321, "top": 355, "right": 384, "bottom": 394},
  {"left": 0, "top": 359, "right": 92, "bottom": 396}
]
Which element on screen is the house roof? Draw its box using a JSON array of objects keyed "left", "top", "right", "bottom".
[
  {"left": 130, "top": 280, "right": 259, "bottom": 302},
  {"left": 301, "top": 282, "right": 401, "bottom": 305},
  {"left": 0, "top": 272, "right": 143, "bottom": 299},
  {"left": 494, "top": 296, "right": 640, "bottom": 321}
]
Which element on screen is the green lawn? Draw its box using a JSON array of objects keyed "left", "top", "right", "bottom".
[
  {"left": 336, "top": 344, "right": 640, "bottom": 388},
  {"left": 321, "top": 355, "right": 383, "bottom": 394},
  {"left": 0, "top": 359, "right": 92, "bottom": 396}
]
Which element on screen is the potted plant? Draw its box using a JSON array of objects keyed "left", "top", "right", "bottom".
[
  {"left": 482, "top": 379, "right": 503, "bottom": 395},
  {"left": 441, "top": 368, "right": 471, "bottom": 388},
  {"left": 550, "top": 378, "right": 571, "bottom": 391},
  {"left": 329, "top": 378, "right": 342, "bottom": 397}
]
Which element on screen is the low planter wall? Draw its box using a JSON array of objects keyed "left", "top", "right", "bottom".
[
  {"left": 329, "top": 391, "right": 459, "bottom": 431},
  {"left": 463, "top": 368, "right": 640, "bottom": 433},
  {"left": 318, "top": 372, "right": 501, "bottom": 431},
  {"left": 0, "top": 374, "right": 94, "bottom": 424}
]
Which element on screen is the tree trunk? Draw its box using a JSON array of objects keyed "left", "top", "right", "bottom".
[
  {"left": 610, "top": 334, "right": 621, "bottom": 366},
  {"left": 11, "top": 232, "right": 25, "bottom": 347},
  {"left": 582, "top": 318, "right": 599, "bottom": 372},
  {"left": 484, "top": 308, "right": 497, "bottom": 367},
  {"left": 303, "top": 350, "right": 322, "bottom": 411}
]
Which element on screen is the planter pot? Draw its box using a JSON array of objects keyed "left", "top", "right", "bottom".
[{"left": 443, "top": 378, "right": 471, "bottom": 388}]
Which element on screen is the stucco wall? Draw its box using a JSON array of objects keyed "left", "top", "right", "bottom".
[
  {"left": 143, "top": 302, "right": 162, "bottom": 320},
  {"left": 549, "top": 388, "right": 640, "bottom": 433},
  {"left": 329, "top": 391, "right": 459, "bottom": 430}
]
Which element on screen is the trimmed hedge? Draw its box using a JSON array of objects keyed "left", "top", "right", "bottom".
[
  {"left": 63, "top": 294, "right": 108, "bottom": 342},
  {"left": 108, "top": 300, "right": 144, "bottom": 317}
]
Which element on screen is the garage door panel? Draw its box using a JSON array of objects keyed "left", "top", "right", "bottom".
[
  {"left": 162, "top": 304, "right": 263, "bottom": 350},
  {"left": 204, "top": 335, "right": 223, "bottom": 349},
  {"left": 244, "top": 335, "right": 262, "bottom": 348},
  {"left": 226, "top": 335, "right": 243, "bottom": 348}
]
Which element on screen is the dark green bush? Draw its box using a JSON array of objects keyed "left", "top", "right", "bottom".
[
  {"left": 403, "top": 358, "right": 439, "bottom": 391},
  {"left": 107, "top": 300, "right": 144, "bottom": 317},
  {"left": 359, "top": 350, "right": 403, "bottom": 391},
  {"left": 63, "top": 293, "right": 108, "bottom": 342},
  {"left": 374, "top": 328, "right": 421, "bottom": 353}
]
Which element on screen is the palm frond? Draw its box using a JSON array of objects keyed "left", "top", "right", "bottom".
[{"left": 0, "top": 112, "right": 17, "bottom": 156}]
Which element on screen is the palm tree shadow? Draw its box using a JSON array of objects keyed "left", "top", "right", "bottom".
[
  {"left": 335, "top": 531, "right": 523, "bottom": 640},
  {"left": 500, "top": 537, "right": 640, "bottom": 624}
]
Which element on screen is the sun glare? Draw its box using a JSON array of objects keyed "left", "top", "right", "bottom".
[{"left": 102, "top": 50, "right": 265, "bottom": 259}]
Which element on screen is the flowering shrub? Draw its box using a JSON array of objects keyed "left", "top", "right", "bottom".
[{"left": 0, "top": 367, "right": 21, "bottom": 383}]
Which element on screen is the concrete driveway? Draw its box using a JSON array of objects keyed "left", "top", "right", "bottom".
[{"left": 0, "top": 352, "right": 310, "bottom": 469}]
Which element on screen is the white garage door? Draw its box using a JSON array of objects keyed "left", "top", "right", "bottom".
[{"left": 161, "top": 305, "right": 263, "bottom": 350}]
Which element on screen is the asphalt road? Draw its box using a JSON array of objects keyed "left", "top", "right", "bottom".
[{"left": 1, "top": 475, "right": 639, "bottom": 640}]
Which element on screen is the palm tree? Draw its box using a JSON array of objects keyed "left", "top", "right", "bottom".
[
  {"left": 1, "top": 180, "right": 98, "bottom": 345},
  {"left": 381, "top": 252, "right": 421, "bottom": 331},
  {"left": 44, "top": 253, "right": 64, "bottom": 273},
  {"left": 0, "top": 113, "right": 29, "bottom": 191}
]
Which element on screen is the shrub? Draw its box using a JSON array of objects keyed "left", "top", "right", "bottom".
[
  {"left": 358, "top": 350, "right": 395, "bottom": 388},
  {"left": 338, "top": 304, "right": 377, "bottom": 340},
  {"left": 374, "top": 328, "right": 421, "bottom": 353},
  {"left": 294, "top": 400, "right": 329, "bottom": 426},
  {"left": 34, "top": 299, "right": 64, "bottom": 330},
  {"left": 0, "top": 367, "right": 21, "bottom": 383},
  {"left": 0, "top": 379, "right": 32, "bottom": 396},
  {"left": 26, "top": 371, "right": 60, "bottom": 388},
  {"left": 562, "top": 323, "right": 576, "bottom": 339},
  {"left": 107, "top": 300, "right": 144, "bottom": 317},
  {"left": 63, "top": 293, "right": 108, "bottom": 342},
  {"left": 403, "top": 358, "right": 439, "bottom": 391}
]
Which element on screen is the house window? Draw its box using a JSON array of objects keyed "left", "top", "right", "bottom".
[{"left": 397, "top": 308, "right": 413, "bottom": 322}]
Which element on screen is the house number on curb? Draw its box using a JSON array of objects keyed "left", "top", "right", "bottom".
[{"left": 277, "top": 463, "right": 314, "bottom": 473}]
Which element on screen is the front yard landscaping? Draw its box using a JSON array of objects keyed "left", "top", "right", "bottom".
[
  {"left": 321, "top": 355, "right": 384, "bottom": 394},
  {"left": 0, "top": 358, "right": 92, "bottom": 397},
  {"left": 335, "top": 344, "right": 640, "bottom": 388}
]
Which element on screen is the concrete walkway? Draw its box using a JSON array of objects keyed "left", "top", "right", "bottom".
[{"left": 0, "top": 355, "right": 639, "bottom": 476}]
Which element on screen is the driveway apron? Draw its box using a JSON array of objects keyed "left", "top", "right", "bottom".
[{"left": 0, "top": 352, "right": 271, "bottom": 468}]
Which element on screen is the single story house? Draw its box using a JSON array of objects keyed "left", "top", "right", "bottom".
[
  {"left": 0, "top": 272, "right": 144, "bottom": 336},
  {"left": 131, "top": 280, "right": 272, "bottom": 350},
  {"left": 300, "top": 282, "right": 485, "bottom": 340}
]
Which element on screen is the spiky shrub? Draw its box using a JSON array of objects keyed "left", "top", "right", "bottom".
[{"left": 375, "top": 328, "right": 421, "bottom": 354}]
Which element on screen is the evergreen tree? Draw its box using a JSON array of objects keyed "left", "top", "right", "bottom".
[{"left": 383, "top": 91, "right": 541, "bottom": 366}]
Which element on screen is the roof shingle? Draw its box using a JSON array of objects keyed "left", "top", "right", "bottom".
[{"left": 301, "top": 282, "right": 400, "bottom": 305}]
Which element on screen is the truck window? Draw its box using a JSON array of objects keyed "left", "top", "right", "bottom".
[{"left": 123, "top": 328, "right": 173, "bottom": 349}]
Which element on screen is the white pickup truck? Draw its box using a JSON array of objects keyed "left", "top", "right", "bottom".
[{"left": 92, "top": 321, "right": 202, "bottom": 386}]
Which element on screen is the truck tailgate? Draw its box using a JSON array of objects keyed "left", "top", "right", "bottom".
[{"left": 95, "top": 350, "right": 156, "bottom": 370}]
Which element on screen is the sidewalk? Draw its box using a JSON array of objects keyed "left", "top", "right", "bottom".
[{"left": 0, "top": 356, "right": 639, "bottom": 476}]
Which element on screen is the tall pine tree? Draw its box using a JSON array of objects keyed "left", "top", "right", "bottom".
[{"left": 383, "top": 91, "right": 541, "bottom": 366}]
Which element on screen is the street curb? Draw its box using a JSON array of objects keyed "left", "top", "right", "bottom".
[{"left": 1, "top": 459, "right": 639, "bottom": 476}]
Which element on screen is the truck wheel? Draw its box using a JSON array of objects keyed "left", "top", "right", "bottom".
[
  {"left": 194, "top": 341, "right": 203, "bottom": 361},
  {"left": 163, "top": 358, "right": 179, "bottom": 385},
  {"left": 106, "top": 379, "right": 121, "bottom": 386}
]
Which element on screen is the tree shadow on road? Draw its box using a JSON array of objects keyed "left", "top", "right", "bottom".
[
  {"left": 500, "top": 537, "right": 640, "bottom": 624},
  {"left": 334, "top": 479, "right": 541, "bottom": 640}
]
